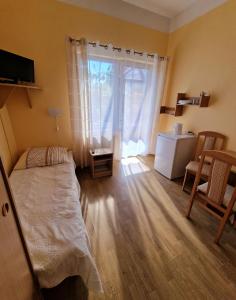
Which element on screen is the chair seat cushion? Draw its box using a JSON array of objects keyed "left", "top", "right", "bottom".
[
  {"left": 198, "top": 155, "right": 213, "bottom": 164},
  {"left": 186, "top": 161, "right": 211, "bottom": 177},
  {"left": 198, "top": 182, "right": 236, "bottom": 212}
]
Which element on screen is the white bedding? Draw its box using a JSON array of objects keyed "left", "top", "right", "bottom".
[{"left": 10, "top": 155, "right": 102, "bottom": 292}]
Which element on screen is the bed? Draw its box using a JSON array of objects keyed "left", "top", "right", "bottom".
[{"left": 9, "top": 150, "right": 102, "bottom": 292}]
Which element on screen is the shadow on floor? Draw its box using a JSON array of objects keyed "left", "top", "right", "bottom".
[{"left": 42, "top": 276, "right": 88, "bottom": 300}]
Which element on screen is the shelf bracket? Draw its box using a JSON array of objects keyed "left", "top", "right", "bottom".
[
  {"left": 24, "top": 88, "right": 33, "bottom": 109},
  {"left": 0, "top": 86, "right": 16, "bottom": 109},
  {"left": 0, "top": 83, "right": 41, "bottom": 109}
]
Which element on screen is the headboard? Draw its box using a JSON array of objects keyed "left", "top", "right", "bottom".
[{"left": 0, "top": 107, "right": 18, "bottom": 175}]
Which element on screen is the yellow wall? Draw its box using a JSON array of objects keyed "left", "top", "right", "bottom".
[
  {"left": 1, "top": 0, "right": 235, "bottom": 155},
  {"left": 162, "top": 0, "right": 236, "bottom": 150},
  {"left": 0, "top": 0, "right": 168, "bottom": 153}
]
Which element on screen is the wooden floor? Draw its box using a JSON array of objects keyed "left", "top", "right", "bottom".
[{"left": 77, "top": 156, "right": 236, "bottom": 300}]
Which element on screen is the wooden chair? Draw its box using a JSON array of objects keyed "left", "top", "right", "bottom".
[
  {"left": 182, "top": 131, "right": 226, "bottom": 191},
  {"left": 186, "top": 150, "right": 236, "bottom": 244}
]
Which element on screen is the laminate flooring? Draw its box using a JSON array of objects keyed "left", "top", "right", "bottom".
[{"left": 77, "top": 156, "right": 236, "bottom": 300}]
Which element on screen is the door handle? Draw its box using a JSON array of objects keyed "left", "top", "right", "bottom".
[{"left": 2, "top": 202, "right": 9, "bottom": 217}]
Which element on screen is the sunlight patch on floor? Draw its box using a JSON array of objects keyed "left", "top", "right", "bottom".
[
  {"left": 123, "top": 164, "right": 218, "bottom": 263},
  {"left": 121, "top": 157, "right": 151, "bottom": 176}
]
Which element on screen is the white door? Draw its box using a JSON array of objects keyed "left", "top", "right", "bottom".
[{"left": 0, "top": 161, "right": 41, "bottom": 300}]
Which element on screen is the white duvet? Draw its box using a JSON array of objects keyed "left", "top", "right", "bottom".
[{"left": 10, "top": 157, "right": 102, "bottom": 292}]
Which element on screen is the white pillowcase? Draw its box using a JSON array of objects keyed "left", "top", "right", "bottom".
[{"left": 14, "top": 147, "right": 69, "bottom": 170}]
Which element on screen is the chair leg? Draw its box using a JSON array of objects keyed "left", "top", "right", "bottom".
[
  {"left": 215, "top": 218, "right": 228, "bottom": 244},
  {"left": 182, "top": 170, "right": 188, "bottom": 191},
  {"left": 215, "top": 206, "right": 234, "bottom": 244},
  {"left": 186, "top": 193, "right": 196, "bottom": 218}
]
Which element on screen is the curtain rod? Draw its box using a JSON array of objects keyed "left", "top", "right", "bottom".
[{"left": 69, "top": 37, "right": 167, "bottom": 60}]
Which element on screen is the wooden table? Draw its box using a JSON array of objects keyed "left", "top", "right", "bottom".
[
  {"left": 222, "top": 150, "right": 236, "bottom": 173},
  {"left": 218, "top": 150, "right": 236, "bottom": 187},
  {"left": 223, "top": 150, "right": 236, "bottom": 157},
  {"left": 89, "top": 148, "right": 113, "bottom": 179}
]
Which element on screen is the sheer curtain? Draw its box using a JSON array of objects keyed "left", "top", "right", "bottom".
[
  {"left": 120, "top": 55, "right": 158, "bottom": 158},
  {"left": 149, "top": 57, "right": 168, "bottom": 154},
  {"left": 87, "top": 51, "right": 119, "bottom": 153},
  {"left": 67, "top": 38, "right": 92, "bottom": 167},
  {"left": 68, "top": 38, "right": 168, "bottom": 166}
]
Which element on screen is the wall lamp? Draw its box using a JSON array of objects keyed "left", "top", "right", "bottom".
[{"left": 48, "top": 107, "right": 63, "bottom": 131}]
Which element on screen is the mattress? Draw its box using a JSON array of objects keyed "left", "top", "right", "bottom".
[{"left": 9, "top": 154, "right": 102, "bottom": 292}]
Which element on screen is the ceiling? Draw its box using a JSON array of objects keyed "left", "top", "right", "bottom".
[
  {"left": 59, "top": 0, "right": 228, "bottom": 32},
  {"left": 122, "top": 0, "right": 197, "bottom": 18}
]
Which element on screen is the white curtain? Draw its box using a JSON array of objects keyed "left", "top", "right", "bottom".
[
  {"left": 68, "top": 38, "right": 168, "bottom": 166},
  {"left": 149, "top": 57, "right": 168, "bottom": 154},
  {"left": 120, "top": 56, "right": 158, "bottom": 158},
  {"left": 87, "top": 48, "right": 118, "bottom": 155},
  {"left": 67, "top": 38, "right": 92, "bottom": 167}
]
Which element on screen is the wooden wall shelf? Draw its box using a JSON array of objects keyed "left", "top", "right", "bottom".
[
  {"left": 0, "top": 82, "right": 41, "bottom": 109},
  {"left": 160, "top": 92, "right": 210, "bottom": 117},
  {"left": 160, "top": 106, "right": 175, "bottom": 116}
]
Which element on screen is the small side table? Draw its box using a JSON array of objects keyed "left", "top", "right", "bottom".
[{"left": 89, "top": 148, "right": 113, "bottom": 178}]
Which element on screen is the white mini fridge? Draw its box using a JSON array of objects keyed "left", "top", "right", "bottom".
[{"left": 154, "top": 132, "right": 196, "bottom": 180}]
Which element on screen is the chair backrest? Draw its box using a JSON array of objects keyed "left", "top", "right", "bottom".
[
  {"left": 197, "top": 150, "right": 236, "bottom": 206},
  {"left": 194, "top": 131, "right": 226, "bottom": 161}
]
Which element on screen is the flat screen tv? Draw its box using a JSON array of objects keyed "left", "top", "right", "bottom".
[{"left": 0, "top": 49, "right": 35, "bottom": 84}]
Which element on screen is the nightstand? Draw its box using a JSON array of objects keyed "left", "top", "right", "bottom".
[{"left": 89, "top": 148, "right": 113, "bottom": 178}]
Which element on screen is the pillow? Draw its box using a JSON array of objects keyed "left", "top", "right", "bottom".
[
  {"left": 14, "top": 147, "right": 69, "bottom": 170},
  {"left": 14, "top": 150, "right": 29, "bottom": 170},
  {"left": 46, "top": 146, "right": 69, "bottom": 167}
]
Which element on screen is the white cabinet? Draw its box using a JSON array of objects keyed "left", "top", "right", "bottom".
[{"left": 154, "top": 133, "right": 196, "bottom": 179}]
